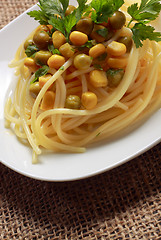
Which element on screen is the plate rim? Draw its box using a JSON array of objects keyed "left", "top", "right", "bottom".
[{"left": 0, "top": 3, "right": 161, "bottom": 182}]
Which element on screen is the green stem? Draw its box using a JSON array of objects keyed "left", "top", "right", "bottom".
[{"left": 127, "top": 18, "right": 133, "bottom": 28}]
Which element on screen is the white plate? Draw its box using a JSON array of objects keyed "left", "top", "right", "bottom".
[{"left": 0, "top": 3, "right": 161, "bottom": 182}]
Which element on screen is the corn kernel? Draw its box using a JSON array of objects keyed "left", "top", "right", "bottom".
[
  {"left": 107, "top": 41, "right": 126, "bottom": 56},
  {"left": 89, "top": 70, "right": 108, "bottom": 88},
  {"left": 119, "top": 27, "right": 132, "bottom": 37},
  {"left": 59, "top": 43, "right": 75, "bottom": 58},
  {"left": 39, "top": 74, "right": 53, "bottom": 90},
  {"left": 24, "top": 57, "right": 38, "bottom": 72},
  {"left": 107, "top": 57, "right": 128, "bottom": 68},
  {"left": 82, "top": 91, "right": 97, "bottom": 110},
  {"left": 40, "top": 91, "right": 55, "bottom": 110},
  {"left": 69, "top": 31, "right": 88, "bottom": 46},
  {"left": 89, "top": 44, "right": 106, "bottom": 59},
  {"left": 52, "top": 31, "right": 66, "bottom": 49},
  {"left": 47, "top": 54, "right": 65, "bottom": 69}
]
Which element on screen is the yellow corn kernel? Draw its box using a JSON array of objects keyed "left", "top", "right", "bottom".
[
  {"left": 89, "top": 70, "right": 108, "bottom": 88},
  {"left": 52, "top": 31, "right": 66, "bottom": 49},
  {"left": 107, "top": 57, "right": 128, "bottom": 68},
  {"left": 40, "top": 91, "right": 55, "bottom": 110},
  {"left": 89, "top": 44, "right": 106, "bottom": 59},
  {"left": 39, "top": 74, "right": 53, "bottom": 90},
  {"left": 119, "top": 27, "right": 132, "bottom": 37},
  {"left": 59, "top": 43, "right": 75, "bottom": 58},
  {"left": 24, "top": 57, "right": 38, "bottom": 72},
  {"left": 47, "top": 54, "right": 65, "bottom": 69},
  {"left": 69, "top": 31, "right": 88, "bottom": 46},
  {"left": 82, "top": 91, "right": 97, "bottom": 110},
  {"left": 107, "top": 41, "right": 126, "bottom": 56}
]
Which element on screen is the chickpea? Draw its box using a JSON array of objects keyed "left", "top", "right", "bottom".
[
  {"left": 24, "top": 38, "right": 33, "bottom": 50},
  {"left": 65, "top": 5, "right": 76, "bottom": 16},
  {"left": 47, "top": 54, "right": 65, "bottom": 69},
  {"left": 33, "top": 30, "right": 50, "bottom": 49},
  {"left": 59, "top": 43, "right": 75, "bottom": 58},
  {"left": 29, "top": 82, "right": 41, "bottom": 95},
  {"left": 90, "top": 24, "right": 107, "bottom": 43},
  {"left": 74, "top": 54, "right": 92, "bottom": 70},
  {"left": 106, "top": 69, "right": 124, "bottom": 87},
  {"left": 76, "top": 17, "right": 94, "bottom": 35},
  {"left": 52, "top": 31, "right": 66, "bottom": 49},
  {"left": 89, "top": 44, "right": 106, "bottom": 59},
  {"left": 69, "top": 31, "right": 88, "bottom": 46},
  {"left": 34, "top": 51, "right": 52, "bottom": 65},
  {"left": 65, "top": 95, "right": 81, "bottom": 109},
  {"left": 82, "top": 92, "right": 97, "bottom": 110},
  {"left": 117, "top": 36, "right": 133, "bottom": 52},
  {"left": 109, "top": 11, "right": 126, "bottom": 30}
]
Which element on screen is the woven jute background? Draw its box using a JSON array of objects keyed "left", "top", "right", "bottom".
[{"left": 1, "top": 1, "right": 161, "bottom": 239}]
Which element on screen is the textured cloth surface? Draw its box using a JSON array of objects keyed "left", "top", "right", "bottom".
[{"left": 1, "top": 1, "right": 161, "bottom": 239}]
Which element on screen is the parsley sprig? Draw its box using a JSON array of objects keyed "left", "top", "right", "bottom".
[
  {"left": 28, "top": 0, "right": 89, "bottom": 40},
  {"left": 31, "top": 65, "right": 49, "bottom": 84},
  {"left": 127, "top": 0, "right": 161, "bottom": 47},
  {"left": 90, "top": 0, "right": 124, "bottom": 23},
  {"left": 27, "top": 0, "right": 161, "bottom": 48}
]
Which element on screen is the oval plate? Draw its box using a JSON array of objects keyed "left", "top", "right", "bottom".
[{"left": 0, "top": 3, "right": 161, "bottom": 181}]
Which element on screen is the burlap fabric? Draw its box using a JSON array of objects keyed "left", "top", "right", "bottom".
[{"left": 1, "top": 1, "right": 161, "bottom": 239}]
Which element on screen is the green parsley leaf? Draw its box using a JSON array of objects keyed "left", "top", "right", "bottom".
[
  {"left": 96, "top": 28, "right": 108, "bottom": 38},
  {"left": 31, "top": 65, "right": 49, "bottom": 84},
  {"left": 90, "top": 0, "right": 124, "bottom": 23},
  {"left": 128, "top": 0, "right": 161, "bottom": 23},
  {"left": 48, "top": 16, "right": 65, "bottom": 35},
  {"left": 96, "top": 132, "right": 101, "bottom": 137},
  {"left": 59, "top": 66, "right": 64, "bottom": 71},
  {"left": 64, "top": 11, "right": 77, "bottom": 38},
  {"left": 25, "top": 45, "right": 39, "bottom": 57},
  {"left": 78, "top": 40, "right": 96, "bottom": 50},
  {"left": 93, "top": 64, "right": 103, "bottom": 70},
  {"left": 127, "top": 0, "right": 161, "bottom": 47},
  {"left": 48, "top": 44, "right": 61, "bottom": 54},
  {"left": 27, "top": 10, "right": 48, "bottom": 25},
  {"left": 39, "top": 0, "right": 64, "bottom": 18},
  {"left": 131, "top": 23, "right": 161, "bottom": 48},
  {"left": 59, "top": 0, "right": 69, "bottom": 14}
]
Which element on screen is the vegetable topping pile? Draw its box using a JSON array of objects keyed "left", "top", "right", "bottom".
[{"left": 24, "top": 0, "right": 161, "bottom": 110}]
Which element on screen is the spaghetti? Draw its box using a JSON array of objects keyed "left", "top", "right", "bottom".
[{"left": 4, "top": 0, "right": 161, "bottom": 163}]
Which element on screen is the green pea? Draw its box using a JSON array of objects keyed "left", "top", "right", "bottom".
[
  {"left": 34, "top": 50, "right": 52, "bottom": 66},
  {"left": 65, "top": 95, "right": 81, "bottom": 109},
  {"left": 109, "top": 11, "right": 126, "bottom": 30},
  {"left": 117, "top": 36, "right": 132, "bottom": 52},
  {"left": 106, "top": 69, "right": 124, "bottom": 87},
  {"left": 33, "top": 30, "right": 50, "bottom": 49}
]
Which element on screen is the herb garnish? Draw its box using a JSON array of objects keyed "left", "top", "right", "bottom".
[
  {"left": 25, "top": 44, "right": 39, "bottom": 57},
  {"left": 31, "top": 65, "right": 49, "bottom": 84},
  {"left": 48, "top": 44, "right": 61, "bottom": 55},
  {"left": 127, "top": 0, "right": 161, "bottom": 47},
  {"left": 27, "top": 0, "right": 161, "bottom": 48},
  {"left": 90, "top": 0, "right": 124, "bottom": 23}
]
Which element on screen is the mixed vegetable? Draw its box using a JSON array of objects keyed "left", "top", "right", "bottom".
[{"left": 23, "top": 0, "right": 161, "bottom": 111}]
